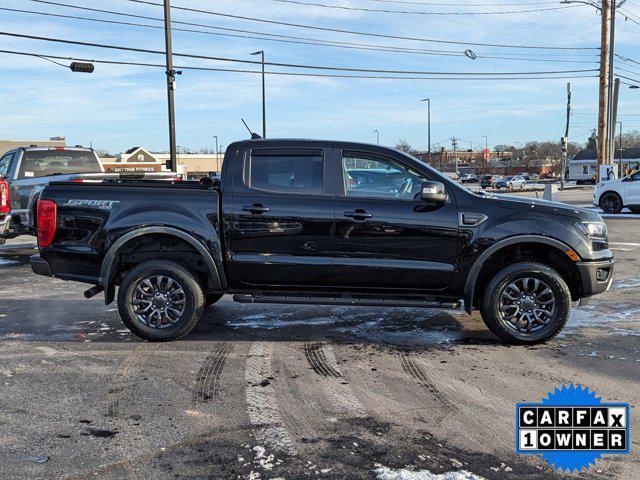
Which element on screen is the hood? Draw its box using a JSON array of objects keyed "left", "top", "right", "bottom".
[{"left": 488, "top": 193, "right": 602, "bottom": 221}]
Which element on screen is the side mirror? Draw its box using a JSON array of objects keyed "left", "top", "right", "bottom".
[{"left": 420, "top": 181, "right": 447, "bottom": 205}]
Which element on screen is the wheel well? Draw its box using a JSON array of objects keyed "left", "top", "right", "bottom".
[
  {"left": 112, "top": 233, "right": 213, "bottom": 289},
  {"left": 472, "top": 242, "right": 582, "bottom": 308},
  {"left": 599, "top": 190, "right": 622, "bottom": 203}
]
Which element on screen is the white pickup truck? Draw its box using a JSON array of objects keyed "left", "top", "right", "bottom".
[{"left": 594, "top": 171, "right": 640, "bottom": 214}]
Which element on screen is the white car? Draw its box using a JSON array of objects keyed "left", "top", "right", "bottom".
[{"left": 593, "top": 171, "right": 640, "bottom": 214}]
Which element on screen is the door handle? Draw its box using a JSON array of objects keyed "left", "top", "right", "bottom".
[
  {"left": 344, "top": 210, "right": 372, "bottom": 220},
  {"left": 242, "top": 204, "right": 270, "bottom": 214}
]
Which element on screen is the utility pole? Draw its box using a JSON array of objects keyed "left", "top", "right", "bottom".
[
  {"left": 163, "top": 0, "right": 178, "bottom": 172},
  {"left": 452, "top": 137, "right": 459, "bottom": 175},
  {"left": 610, "top": 77, "right": 621, "bottom": 176},
  {"left": 373, "top": 129, "right": 380, "bottom": 145},
  {"left": 213, "top": 135, "right": 219, "bottom": 156},
  {"left": 561, "top": 82, "right": 572, "bottom": 190},
  {"left": 597, "top": 0, "right": 611, "bottom": 179},
  {"left": 421, "top": 98, "right": 431, "bottom": 162},
  {"left": 606, "top": 0, "right": 618, "bottom": 165},
  {"left": 251, "top": 51, "right": 266, "bottom": 138}
]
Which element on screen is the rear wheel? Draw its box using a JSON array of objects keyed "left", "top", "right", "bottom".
[
  {"left": 600, "top": 192, "right": 623, "bottom": 214},
  {"left": 117, "top": 260, "right": 204, "bottom": 341},
  {"left": 480, "top": 262, "right": 571, "bottom": 345}
]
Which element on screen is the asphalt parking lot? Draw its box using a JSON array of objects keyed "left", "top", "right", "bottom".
[{"left": 1, "top": 216, "right": 639, "bottom": 480}]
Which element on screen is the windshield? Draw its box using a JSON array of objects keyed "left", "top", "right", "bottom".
[{"left": 19, "top": 150, "right": 101, "bottom": 179}]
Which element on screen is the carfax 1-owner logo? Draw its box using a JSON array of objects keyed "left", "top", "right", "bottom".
[{"left": 516, "top": 384, "right": 630, "bottom": 473}]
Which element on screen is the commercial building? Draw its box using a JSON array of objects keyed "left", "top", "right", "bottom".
[
  {"left": 99, "top": 147, "right": 224, "bottom": 179},
  {"left": 0, "top": 137, "right": 66, "bottom": 156}
]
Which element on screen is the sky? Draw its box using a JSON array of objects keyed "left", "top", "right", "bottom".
[{"left": 1, "top": 0, "right": 640, "bottom": 154}]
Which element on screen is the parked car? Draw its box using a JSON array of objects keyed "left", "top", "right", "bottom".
[
  {"left": 0, "top": 146, "right": 175, "bottom": 243},
  {"left": 480, "top": 174, "right": 503, "bottom": 189},
  {"left": 31, "top": 138, "right": 614, "bottom": 345},
  {"left": 495, "top": 175, "right": 527, "bottom": 190},
  {"left": 459, "top": 173, "right": 478, "bottom": 184},
  {"left": 516, "top": 172, "right": 532, "bottom": 181},
  {"left": 594, "top": 171, "right": 640, "bottom": 214}
]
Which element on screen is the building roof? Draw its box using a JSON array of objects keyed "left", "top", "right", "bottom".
[{"left": 573, "top": 148, "right": 640, "bottom": 161}]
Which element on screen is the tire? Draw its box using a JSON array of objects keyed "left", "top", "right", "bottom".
[
  {"left": 117, "top": 260, "right": 205, "bottom": 341},
  {"left": 508, "top": 183, "right": 513, "bottom": 190},
  {"left": 629, "top": 207, "right": 640, "bottom": 214},
  {"left": 205, "top": 293, "right": 224, "bottom": 307},
  {"left": 599, "top": 192, "right": 623, "bottom": 214},
  {"left": 480, "top": 262, "right": 571, "bottom": 345}
]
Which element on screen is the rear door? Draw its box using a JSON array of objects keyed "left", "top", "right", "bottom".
[
  {"left": 226, "top": 146, "right": 335, "bottom": 288},
  {"left": 333, "top": 149, "right": 459, "bottom": 291}
]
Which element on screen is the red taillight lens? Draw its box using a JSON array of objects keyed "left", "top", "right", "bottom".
[
  {"left": 0, "top": 180, "right": 9, "bottom": 214},
  {"left": 69, "top": 178, "right": 83, "bottom": 183},
  {"left": 37, "top": 200, "right": 57, "bottom": 247}
]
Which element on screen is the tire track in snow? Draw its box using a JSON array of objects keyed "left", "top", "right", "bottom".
[
  {"left": 245, "top": 341, "right": 297, "bottom": 455},
  {"left": 307, "top": 342, "right": 368, "bottom": 418},
  {"left": 399, "top": 353, "right": 455, "bottom": 410},
  {"left": 191, "top": 343, "right": 231, "bottom": 404},
  {"left": 106, "top": 343, "right": 155, "bottom": 417}
]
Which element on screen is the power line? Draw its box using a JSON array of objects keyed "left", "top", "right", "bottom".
[
  {"left": 269, "top": 0, "right": 581, "bottom": 15},
  {"left": 120, "top": 0, "right": 599, "bottom": 50},
  {"left": 0, "top": 49, "right": 598, "bottom": 81},
  {"left": 365, "top": 0, "right": 563, "bottom": 5},
  {"left": 0, "top": 31, "right": 599, "bottom": 76},
  {"left": 25, "top": 1, "right": 467, "bottom": 57},
  {"left": 4, "top": 6, "right": 598, "bottom": 65}
]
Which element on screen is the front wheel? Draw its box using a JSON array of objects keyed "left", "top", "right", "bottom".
[
  {"left": 117, "top": 260, "right": 205, "bottom": 341},
  {"left": 508, "top": 183, "right": 513, "bottom": 190},
  {"left": 480, "top": 262, "right": 571, "bottom": 345},
  {"left": 600, "top": 192, "right": 623, "bottom": 214}
]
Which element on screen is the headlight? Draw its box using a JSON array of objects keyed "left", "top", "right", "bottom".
[{"left": 575, "top": 221, "right": 607, "bottom": 239}]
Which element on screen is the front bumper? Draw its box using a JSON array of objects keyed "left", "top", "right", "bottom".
[
  {"left": 576, "top": 258, "right": 614, "bottom": 298},
  {"left": 30, "top": 254, "right": 53, "bottom": 277}
]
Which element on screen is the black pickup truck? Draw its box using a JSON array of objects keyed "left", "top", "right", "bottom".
[{"left": 30, "top": 139, "right": 614, "bottom": 344}]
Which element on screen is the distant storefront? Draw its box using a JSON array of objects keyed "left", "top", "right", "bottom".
[{"left": 99, "top": 147, "right": 223, "bottom": 179}]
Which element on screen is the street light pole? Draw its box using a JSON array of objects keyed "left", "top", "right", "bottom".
[
  {"left": 420, "top": 98, "right": 431, "bottom": 162},
  {"left": 213, "top": 135, "right": 219, "bottom": 155},
  {"left": 163, "top": 0, "right": 177, "bottom": 172},
  {"left": 251, "top": 50, "right": 266, "bottom": 138},
  {"left": 373, "top": 129, "right": 380, "bottom": 145}
]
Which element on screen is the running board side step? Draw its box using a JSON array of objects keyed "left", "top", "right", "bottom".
[{"left": 233, "top": 294, "right": 461, "bottom": 309}]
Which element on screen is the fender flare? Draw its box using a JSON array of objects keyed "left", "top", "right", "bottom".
[
  {"left": 463, "top": 234, "right": 575, "bottom": 314},
  {"left": 99, "top": 226, "right": 222, "bottom": 304}
]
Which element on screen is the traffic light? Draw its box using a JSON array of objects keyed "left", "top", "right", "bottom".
[{"left": 69, "top": 62, "right": 95, "bottom": 73}]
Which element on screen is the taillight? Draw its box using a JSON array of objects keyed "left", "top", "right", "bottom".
[
  {"left": 37, "top": 200, "right": 57, "bottom": 247},
  {"left": 0, "top": 180, "right": 9, "bottom": 214},
  {"left": 69, "top": 178, "right": 83, "bottom": 183}
]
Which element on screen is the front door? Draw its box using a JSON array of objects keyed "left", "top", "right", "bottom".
[
  {"left": 623, "top": 171, "right": 640, "bottom": 206},
  {"left": 333, "top": 149, "right": 459, "bottom": 291},
  {"left": 226, "top": 146, "right": 334, "bottom": 289}
]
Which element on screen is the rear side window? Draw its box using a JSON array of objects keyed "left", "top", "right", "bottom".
[
  {"left": 18, "top": 150, "right": 101, "bottom": 179},
  {"left": 247, "top": 150, "right": 324, "bottom": 195},
  {"left": 0, "top": 152, "right": 14, "bottom": 177}
]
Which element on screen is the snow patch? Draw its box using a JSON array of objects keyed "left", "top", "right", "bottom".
[
  {"left": 374, "top": 464, "right": 486, "bottom": 480},
  {"left": 228, "top": 315, "right": 342, "bottom": 330},
  {"left": 613, "top": 278, "right": 640, "bottom": 289},
  {"left": 0, "top": 258, "right": 20, "bottom": 266},
  {"left": 560, "top": 306, "right": 640, "bottom": 338}
]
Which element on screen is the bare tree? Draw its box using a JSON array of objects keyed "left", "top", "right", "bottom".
[{"left": 394, "top": 139, "right": 414, "bottom": 153}]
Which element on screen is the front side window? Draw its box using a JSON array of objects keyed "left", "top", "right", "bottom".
[
  {"left": 342, "top": 153, "right": 427, "bottom": 200},
  {"left": 18, "top": 150, "right": 101, "bottom": 179},
  {"left": 248, "top": 152, "right": 324, "bottom": 195},
  {"left": 0, "top": 152, "right": 13, "bottom": 177}
]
